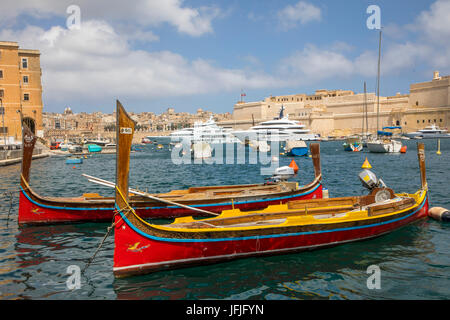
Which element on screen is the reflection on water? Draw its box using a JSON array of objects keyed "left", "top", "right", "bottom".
[{"left": 0, "top": 140, "right": 449, "bottom": 299}]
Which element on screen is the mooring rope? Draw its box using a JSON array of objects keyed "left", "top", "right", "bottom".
[{"left": 82, "top": 186, "right": 135, "bottom": 275}]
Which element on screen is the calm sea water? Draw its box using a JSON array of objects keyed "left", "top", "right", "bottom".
[{"left": 0, "top": 140, "right": 448, "bottom": 300}]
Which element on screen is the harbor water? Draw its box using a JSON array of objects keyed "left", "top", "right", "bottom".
[{"left": 0, "top": 139, "right": 448, "bottom": 299}]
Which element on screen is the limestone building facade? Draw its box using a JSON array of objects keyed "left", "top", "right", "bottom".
[
  {"left": 221, "top": 72, "right": 450, "bottom": 138},
  {"left": 0, "top": 41, "right": 43, "bottom": 143}
]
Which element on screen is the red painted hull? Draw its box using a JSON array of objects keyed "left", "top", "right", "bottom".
[
  {"left": 113, "top": 195, "right": 428, "bottom": 277},
  {"left": 18, "top": 184, "right": 322, "bottom": 225}
]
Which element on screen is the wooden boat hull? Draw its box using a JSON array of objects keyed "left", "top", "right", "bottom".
[
  {"left": 113, "top": 191, "right": 428, "bottom": 278},
  {"left": 18, "top": 179, "right": 323, "bottom": 225}
]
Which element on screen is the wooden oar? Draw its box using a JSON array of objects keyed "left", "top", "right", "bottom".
[{"left": 82, "top": 173, "right": 219, "bottom": 216}]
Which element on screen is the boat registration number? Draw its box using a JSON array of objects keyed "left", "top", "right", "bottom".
[{"left": 120, "top": 127, "right": 133, "bottom": 134}]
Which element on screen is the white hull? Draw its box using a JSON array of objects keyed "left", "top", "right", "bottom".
[
  {"left": 232, "top": 130, "right": 318, "bottom": 143},
  {"left": 367, "top": 140, "right": 402, "bottom": 153}
]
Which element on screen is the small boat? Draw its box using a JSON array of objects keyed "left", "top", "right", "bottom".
[
  {"left": 192, "top": 141, "right": 212, "bottom": 159},
  {"left": 66, "top": 156, "right": 83, "bottom": 164},
  {"left": 18, "top": 101, "right": 324, "bottom": 225},
  {"left": 343, "top": 137, "right": 363, "bottom": 152},
  {"left": 113, "top": 110, "right": 430, "bottom": 277},
  {"left": 285, "top": 141, "right": 308, "bottom": 156},
  {"left": 141, "top": 137, "right": 152, "bottom": 144},
  {"left": 86, "top": 144, "right": 102, "bottom": 153}
]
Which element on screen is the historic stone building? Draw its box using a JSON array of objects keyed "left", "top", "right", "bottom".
[
  {"left": 221, "top": 72, "right": 450, "bottom": 138},
  {"left": 0, "top": 41, "right": 43, "bottom": 143}
]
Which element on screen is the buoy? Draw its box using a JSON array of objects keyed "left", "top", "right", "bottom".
[
  {"left": 400, "top": 145, "right": 407, "bottom": 153},
  {"left": 428, "top": 207, "right": 450, "bottom": 222},
  {"left": 361, "top": 157, "right": 372, "bottom": 169},
  {"left": 72, "top": 166, "right": 76, "bottom": 169},
  {"left": 437, "top": 139, "right": 441, "bottom": 155},
  {"left": 289, "top": 159, "right": 299, "bottom": 174}
]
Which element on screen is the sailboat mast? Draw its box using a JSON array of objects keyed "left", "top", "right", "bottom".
[
  {"left": 376, "top": 30, "right": 382, "bottom": 139},
  {"left": 364, "top": 81, "right": 368, "bottom": 137},
  {"left": 362, "top": 82, "right": 365, "bottom": 136}
]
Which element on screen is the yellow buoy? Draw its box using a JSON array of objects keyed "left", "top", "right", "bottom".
[
  {"left": 437, "top": 139, "right": 441, "bottom": 155},
  {"left": 362, "top": 157, "right": 372, "bottom": 169}
]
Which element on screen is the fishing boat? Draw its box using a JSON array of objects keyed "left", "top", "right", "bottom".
[
  {"left": 285, "top": 140, "right": 308, "bottom": 156},
  {"left": 18, "top": 101, "right": 323, "bottom": 226},
  {"left": 112, "top": 104, "right": 429, "bottom": 277}
]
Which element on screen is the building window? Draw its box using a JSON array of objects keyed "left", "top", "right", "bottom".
[
  {"left": 440, "top": 119, "right": 443, "bottom": 122},
  {"left": 0, "top": 127, "right": 8, "bottom": 134},
  {"left": 0, "top": 89, "right": 4, "bottom": 98},
  {"left": 22, "top": 58, "right": 28, "bottom": 69},
  {"left": 23, "top": 75, "right": 29, "bottom": 84},
  {"left": 0, "top": 70, "right": 3, "bottom": 78},
  {"left": 23, "top": 93, "right": 29, "bottom": 101},
  {"left": 423, "top": 120, "right": 425, "bottom": 123},
  {"left": 416, "top": 101, "right": 419, "bottom": 106},
  {"left": 417, "top": 120, "right": 420, "bottom": 124},
  {"left": 404, "top": 122, "right": 407, "bottom": 125}
]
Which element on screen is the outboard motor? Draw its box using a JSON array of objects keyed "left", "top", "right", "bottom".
[
  {"left": 270, "top": 166, "right": 295, "bottom": 182},
  {"left": 359, "top": 169, "right": 392, "bottom": 202},
  {"left": 358, "top": 169, "right": 386, "bottom": 191}
]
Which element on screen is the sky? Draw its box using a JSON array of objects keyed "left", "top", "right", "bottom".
[{"left": 1, "top": 0, "right": 449, "bottom": 114}]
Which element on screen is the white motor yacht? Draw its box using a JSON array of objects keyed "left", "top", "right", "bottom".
[
  {"left": 232, "top": 106, "right": 320, "bottom": 143},
  {"left": 404, "top": 124, "right": 450, "bottom": 139}
]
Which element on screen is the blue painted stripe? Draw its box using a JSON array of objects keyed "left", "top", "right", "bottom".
[
  {"left": 120, "top": 195, "right": 427, "bottom": 243},
  {"left": 20, "top": 183, "right": 321, "bottom": 212}
]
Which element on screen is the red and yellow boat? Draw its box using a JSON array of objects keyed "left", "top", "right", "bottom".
[
  {"left": 113, "top": 103, "right": 429, "bottom": 277},
  {"left": 18, "top": 102, "right": 323, "bottom": 226}
]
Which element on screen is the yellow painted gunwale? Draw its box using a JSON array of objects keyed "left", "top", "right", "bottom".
[{"left": 128, "top": 190, "right": 426, "bottom": 234}]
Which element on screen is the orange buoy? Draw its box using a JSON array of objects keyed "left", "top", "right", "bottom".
[
  {"left": 428, "top": 207, "right": 450, "bottom": 222},
  {"left": 400, "top": 145, "right": 407, "bottom": 153},
  {"left": 73, "top": 166, "right": 76, "bottom": 169},
  {"left": 289, "top": 159, "right": 299, "bottom": 174}
]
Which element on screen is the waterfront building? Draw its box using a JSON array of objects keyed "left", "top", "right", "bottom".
[
  {"left": 221, "top": 72, "right": 450, "bottom": 138},
  {"left": 0, "top": 41, "right": 43, "bottom": 143}
]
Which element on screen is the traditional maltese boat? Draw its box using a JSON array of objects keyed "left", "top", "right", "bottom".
[
  {"left": 112, "top": 103, "right": 429, "bottom": 277},
  {"left": 18, "top": 102, "right": 323, "bottom": 226}
]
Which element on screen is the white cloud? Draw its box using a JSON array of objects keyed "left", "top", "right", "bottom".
[
  {"left": 277, "top": 1, "right": 322, "bottom": 30},
  {"left": 0, "top": 20, "right": 282, "bottom": 106},
  {"left": 279, "top": 45, "right": 354, "bottom": 82},
  {"left": 416, "top": 0, "right": 450, "bottom": 41},
  {"left": 0, "top": 0, "right": 220, "bottom": 37}
]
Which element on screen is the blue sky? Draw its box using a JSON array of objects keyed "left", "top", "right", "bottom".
[{"left": 1, "top": 0, "right": 449, "bottom": 114}]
